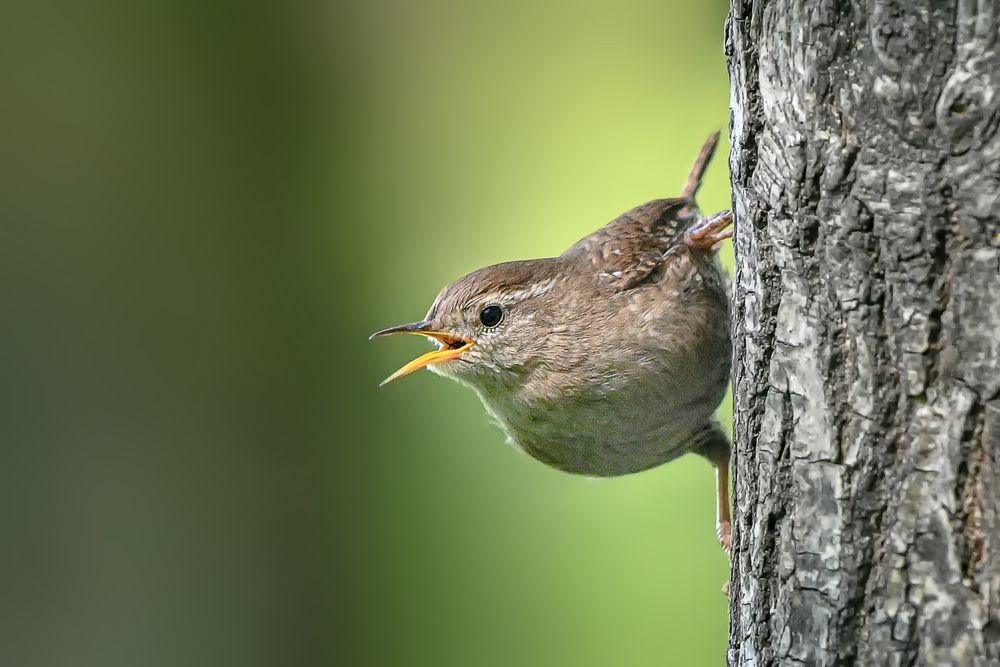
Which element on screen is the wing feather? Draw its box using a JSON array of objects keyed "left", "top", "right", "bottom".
[{"left": 561, "top": 198, "right": 696, "bottom": 291}]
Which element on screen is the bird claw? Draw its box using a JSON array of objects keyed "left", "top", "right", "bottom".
[
  {"left": 685, "top": 211, "right": 733, "bottom": 252},
  {"left": 717, "top": 522, "right": 732, "bottom": 597},
  {"left": 717, "top": 520, "right": 731, "bottom": 553}
]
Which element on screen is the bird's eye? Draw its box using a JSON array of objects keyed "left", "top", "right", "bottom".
[{"left": 479, "top": 305, "right": 504, "bottom": 328}]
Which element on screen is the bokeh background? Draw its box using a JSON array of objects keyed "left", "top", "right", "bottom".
[{"left": 2, "top": 1, "right": 732, "bottom": 665}]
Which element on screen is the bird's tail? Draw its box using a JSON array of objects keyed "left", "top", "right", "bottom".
[{"left": 681, "top": 131, "right": 720, "bottom": 202}]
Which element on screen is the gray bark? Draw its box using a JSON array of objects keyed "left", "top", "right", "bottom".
[{"left": 725, "top": 1, "right": 1000, "bottom": 665}]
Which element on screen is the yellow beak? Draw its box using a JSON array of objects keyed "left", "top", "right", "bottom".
[{"left": 369, "top": 320, "right": 474, "bottom": 386}]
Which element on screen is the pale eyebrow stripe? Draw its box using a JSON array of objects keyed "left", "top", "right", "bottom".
[{"left": 488, "top": 278, "right": 558, "bottom": 304}]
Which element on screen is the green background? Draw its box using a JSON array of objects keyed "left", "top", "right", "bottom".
[{"left": 2, "top": 1, "right": 732, "bottom": 665}]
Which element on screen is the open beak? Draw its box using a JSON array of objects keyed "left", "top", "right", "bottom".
[{"left": 369, "top": 320, "right": 474, "bottom": 386}]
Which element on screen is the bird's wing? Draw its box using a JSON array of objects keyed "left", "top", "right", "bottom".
[{"left": 561, "top": 198, "right": 696, "bottom": 291}]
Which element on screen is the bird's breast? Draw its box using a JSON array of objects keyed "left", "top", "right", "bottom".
[{"left": 473, "top": 365, "right": 716, "bottom": 477}]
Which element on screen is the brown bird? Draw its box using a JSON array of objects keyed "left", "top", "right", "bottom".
[{"left": 371, "top": 133, "right": 733, "bottom": 550}]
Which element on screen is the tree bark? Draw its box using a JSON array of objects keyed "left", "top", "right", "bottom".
[{"left": 725, "top": 1, "right": 1000, "bottom": 665}]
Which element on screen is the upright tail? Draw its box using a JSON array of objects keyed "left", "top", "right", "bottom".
[{"left": 681, "top": 131, "right": 720, "bottom": 201}]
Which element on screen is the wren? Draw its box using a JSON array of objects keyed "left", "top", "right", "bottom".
[{"left": 371, "top": 133, "right": 733, "bottom": 550}]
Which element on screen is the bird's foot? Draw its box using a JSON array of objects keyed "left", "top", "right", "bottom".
[
  {"left": 717, "top": 520, "right": 731, "bottom": 553},
  {"left": 685, "top": 210, "right": 733, "bottom": 252},
  {"left": 717, "top": 522, "right": 732, "bottom": 597}
]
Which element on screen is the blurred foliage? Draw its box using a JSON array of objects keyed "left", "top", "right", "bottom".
[{"left": 1, "top": 1, "right": 731, "bottom": 665}]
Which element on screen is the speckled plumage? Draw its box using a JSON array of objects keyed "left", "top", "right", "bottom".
[
  {"left": 425, "top": 195, "right": 731, "bottom": 476},
  {"left": 374, "top": 133, "right": 734, "bottom": 546}
]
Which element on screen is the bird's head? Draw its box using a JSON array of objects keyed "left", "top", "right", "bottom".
[{"left": 370, "top": 259, "right": 572, "bottom": 388}]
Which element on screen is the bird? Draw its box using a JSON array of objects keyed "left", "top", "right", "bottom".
[{"left": 371, "top": 133, "right": 733, "bottom": 551}]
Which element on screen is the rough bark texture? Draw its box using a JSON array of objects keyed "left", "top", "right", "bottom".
[{"left": 726, "top": 1, "right": 1000, "bottom": 665}]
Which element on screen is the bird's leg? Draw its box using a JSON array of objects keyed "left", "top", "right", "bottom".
[
  {"left": 684, "top": 210, "right": 733, "bottom": 252},
  {"left": 718, "top": 470, "right": 732, "bottom": 600},
  {"left": 695, "top": 428, "right": 732, "bottom": 596},
  {"left": 695, "top": 427, "right": 732, "bottom": 553},
  {"left": 714, "top": 454, "right": 732, "bottom": 553}
]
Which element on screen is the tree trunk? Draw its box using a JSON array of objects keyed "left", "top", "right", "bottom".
[{"left": 725, "top": 1, "right": 1000, "bottom": 665}]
